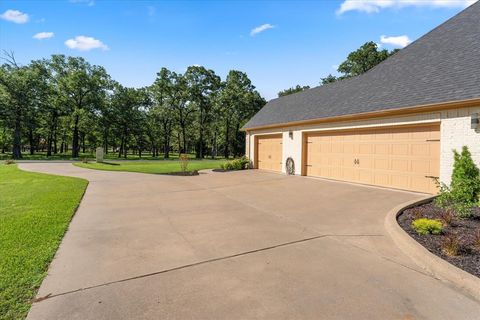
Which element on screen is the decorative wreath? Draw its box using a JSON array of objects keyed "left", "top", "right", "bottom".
[{"left": 285, "top": 157, "right": 295, "bottom": 175}]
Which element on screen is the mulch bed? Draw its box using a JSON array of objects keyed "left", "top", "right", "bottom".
[
  {"left": 398, "top": 201, "right": 480, "bottom": 278},
  {"left": 165, "top": 170, "right": 199, "bottom": 176}
]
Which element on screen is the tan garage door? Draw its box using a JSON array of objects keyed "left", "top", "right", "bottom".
[
  {"left": 256, "top": 134, "right": 282, "bottom": 172},
  {"left": 303, "top": 124, "right": 440, "bottom": 194}
]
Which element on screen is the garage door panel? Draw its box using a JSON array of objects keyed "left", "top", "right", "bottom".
[
  {"left": 304, "top": 124, "right": 440, "bottom": 194},
  {"left": 256, "top": 135, "right": 282, "bottom": 172}
]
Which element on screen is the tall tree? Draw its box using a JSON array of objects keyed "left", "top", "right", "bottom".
[
  {"left": 110, "top": 84, "right": 145, "bottom": 158},
  {"left": 184, "top": 66, "right": 221, "bottom": 158},
  {"left": 320, "top": 42, "right": 399, "bottom": 85},
  {"left": 150, "top": 68, "right": 178, "bottom": 158},
  {"left": 169, "top": 72, "right": 192, "bottom": 154},
  {"left": 49, "top": 55, "right": 110, "bottom": 158},
  {"left": 218, "top": 70, "right": 265, "bottom": 158},
  {"left": 278, "top": 85, "right": 310, "bottom": 97},
  {"left": 0, "top": 52, "right": 47, "bottom": 159},
  {"left": 337, "top": 41, "right": 392, "bottom": 78}
]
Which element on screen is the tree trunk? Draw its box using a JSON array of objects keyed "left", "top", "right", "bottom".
[
  {"left": 211, "top": 131, "right": 217, "bottom": 159},
  {"left": 29, "top": 127, "right": 34, "bottom": 155},
  {"left": 81, "top": 132, "right": 86, "bottom": 154},
  {"left": 12, "top": 115, "right": 22, "bottom": 159},
  {"left": 182, "top": 124, "right": 187, "bottom": 154},
  {"left": 72, "top": 114, "right": 80, "bottom": 158},
  {"left": 224, "top": 119, "right": 230, "bottom": 159},
  {"left": 118, "top": 135, "right": 124, "bottom": 158},
  {"left": 47, "top": 133, "right": 53, "bottom": 157}
]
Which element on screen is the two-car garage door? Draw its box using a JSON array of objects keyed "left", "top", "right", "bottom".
[{"left": 303, "top": 124, "right": 440, "bottom": 194}]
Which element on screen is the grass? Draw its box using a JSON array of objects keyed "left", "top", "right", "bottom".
[
  {"left": 0, "top": 151, "right": 226, "bottom": 161},
  {"left": 0, "top": 164, "right": 88, "bottom": 320},
  {"left": 74, "top": 159, "right": 225, "bottom": 174}
]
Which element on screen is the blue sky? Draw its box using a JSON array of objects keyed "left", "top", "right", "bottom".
[{"left": 0, "top": 0, "right": 475, "bottom": 99}]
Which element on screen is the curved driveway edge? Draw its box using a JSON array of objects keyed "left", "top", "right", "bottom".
[
  {"left": 385, "top": 197, "right": 480, "bottom": 301},
  {"left": 18, "top": 163, "right": 480, "bottom": 319}
]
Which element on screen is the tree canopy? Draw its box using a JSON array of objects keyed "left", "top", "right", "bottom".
[
  {"left": 276, "top": 41, "right": 400, "bottom": 96},
  {"left": 277, "top": 85, "right": 310, "bottom": 97},
  {"left": 322, "top": 41, "right": 399, "bottom": 85},
  {"left": 0, "top": 53, "right": 265, "bottom": 160}
]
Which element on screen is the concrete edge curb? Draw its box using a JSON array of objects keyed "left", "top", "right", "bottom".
[{"left": 385, "top": 197, "right": 480, "bottom": 302}]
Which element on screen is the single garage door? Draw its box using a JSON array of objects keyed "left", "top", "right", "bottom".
[
  {"left": 256, "top": 134, "right": 283, "bottom": 172},
  {"left": 303, "top": 124, "right": 440, "bottom": 194}
]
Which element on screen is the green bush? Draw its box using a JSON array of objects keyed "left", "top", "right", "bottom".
[
  {"left": 412, "top": 218, "right": 443, "bottom": 235},
  {"left": 221, "top": 156, "right": 250, "bottom": 171},
  {"left": 435, "top": 146, "right": 480, "bottom": 218}
]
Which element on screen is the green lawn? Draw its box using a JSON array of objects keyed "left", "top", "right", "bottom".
[
  {"left": 0, "top": 152, "right": 225, "bottom": 161},
  {"left": 74, "top": 159, "right": 225, "bottom": 174},
  {"left": 0, "top": 165, "right": 88, "bottom": 320}
]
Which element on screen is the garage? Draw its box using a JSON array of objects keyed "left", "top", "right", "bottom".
[
  {"left": 302, "top": 124, "right": 440, "bottom": 193},
  {"left": 256, "top": 134, "right": 283, "bottom": 172}
]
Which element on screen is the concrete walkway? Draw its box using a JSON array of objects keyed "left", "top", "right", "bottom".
[{"left": 20, "top": 163, "right": 480, "bottom": 320}]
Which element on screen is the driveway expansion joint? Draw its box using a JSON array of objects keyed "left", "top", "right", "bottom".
[{"left": 33, "top": 233, "right": 409, "bottom": 303}]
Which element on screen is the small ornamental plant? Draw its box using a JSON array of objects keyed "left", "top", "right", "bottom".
[
  {"left": 438, "top": 209, "right": 454, "bottom": 226},
  {"left": 442, "top": 233, "right": 460, "bottom": 256},
  {"left": 179, "top": 153, "right": 189, "bottom": 173},
  {"left": 411, "top": 218, "right": 443, "bottom": 235}
]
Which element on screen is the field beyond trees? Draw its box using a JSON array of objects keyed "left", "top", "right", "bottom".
[
  {"left": 0, "top": 164, "right": 88, "bottom": 319},
  {"left": 0, "top": 54, "right": 265, "bottom": 161}
]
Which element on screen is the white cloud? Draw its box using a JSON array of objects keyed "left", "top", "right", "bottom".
[
  {"left": 380, "top": 34, "right": 412, "bottom": 48},
  {"left": 33, "top": 32, "right": 54, "bottom": 40},
  {"left": 0, "top": 9, "right": 29, "bottom": 24},
  {"left": 337, "top": 0, "right": 476, "bottom": 14},
  {"left": 65, "top": 36, "right": 108, "bottom": 51},
  {"left": 250, "top": 23, "right": 275, "bottom": 36}
]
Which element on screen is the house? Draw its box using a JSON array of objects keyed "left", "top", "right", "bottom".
[{"left": 242, "top": 2, "right": 480, "bottom": 194}]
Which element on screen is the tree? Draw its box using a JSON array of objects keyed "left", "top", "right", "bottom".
[
  {"left": 320, "top": 41, "right": 399, "bottom": 85},
  {"left": 110, "top": 84, "right": 145, "bottom": 158},
  {"left": 184, "top": 66, "right": 221, "bottom": 158},
  {"left": 49, "top": 55, "right": 110, "bottom": 158},
  {"left": 278, "top": 85, "right": 310, "bottom": 97},
  {"left": 0, "top": 54, "right": 265, "bottom": 159},
  {"left": 320, "top": 74, "right": 338, "bottom": 85},
  {"left": 169, "top": 72, "right": 192, "bottom": 154},
  {"left": 338, "top": 41, "right": 392, "bottom": 78},
  {"left": 0, "top": 52, "right": 47, "bottom": 159},
  {"left": 218, "top": 70, "right": 265, "bottom": 158}
]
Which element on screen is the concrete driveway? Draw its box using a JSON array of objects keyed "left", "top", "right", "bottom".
[{"left": 20, "top": 163, "right": 480, "bottom": 319}]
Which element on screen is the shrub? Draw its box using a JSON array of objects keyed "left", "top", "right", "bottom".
[
  {"left": 411, "top": 218, "right": 443, "bottom": 235},
  {"left": 221, "top": 156, "right": 249, "bottom": 171},
  {"left": 4, "top": 159, "right": 15, "bottom": 165},
  {"left": 179, "top": 154, "right": 189, "bottom": 173},
  {"left": 435, "top": 146, "right": 480, "bottom": 218},
  {"left": 442, "top": 233, "right": 460, "bottom": 256}
]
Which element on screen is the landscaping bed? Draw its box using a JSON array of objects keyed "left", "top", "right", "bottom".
[{"left": 398, "top": 201, "right": 480, "bottom": 278}]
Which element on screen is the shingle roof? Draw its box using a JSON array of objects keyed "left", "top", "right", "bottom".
[{"left": 243, "top": 2, "right": 480, "bottom": 130}]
